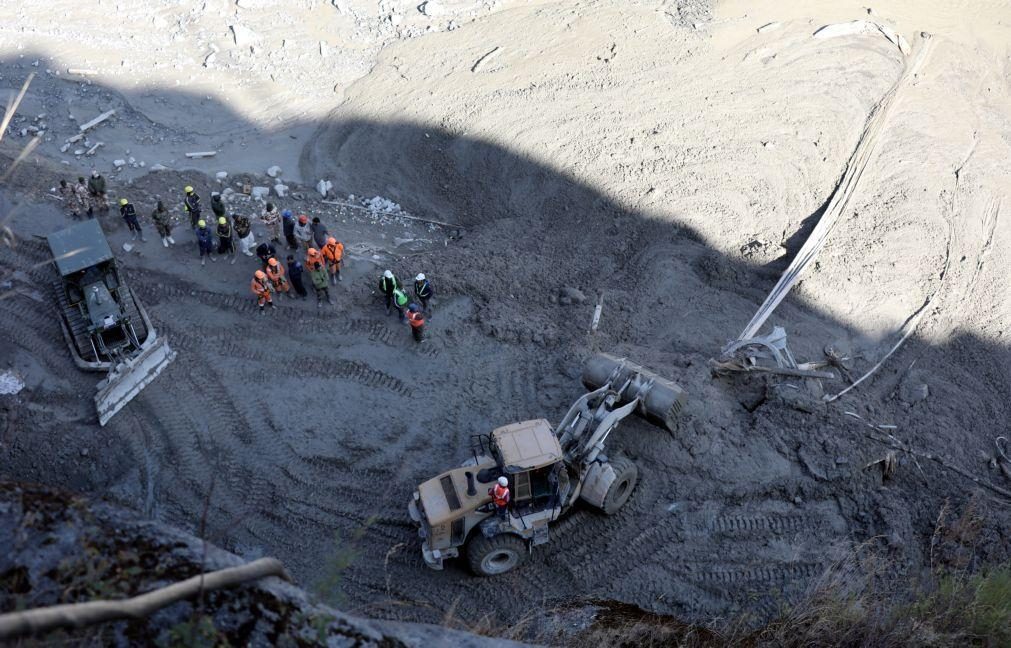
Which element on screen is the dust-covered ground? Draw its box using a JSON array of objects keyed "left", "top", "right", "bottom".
[{"left": 2, "top": 0, "right": 1011, "bottom": 637}]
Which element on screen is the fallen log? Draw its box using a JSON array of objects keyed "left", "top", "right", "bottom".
[
  {"left": 0, "top": 557, "right": 290, "bottom": 642},
  {"left": 78, "top": 109, "right": 116, "bottom": 133},
  {"left": 185, "top": 151, "right": 217, "bottom": 159}
]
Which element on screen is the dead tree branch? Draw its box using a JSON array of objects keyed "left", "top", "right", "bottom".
[{"left": 0, "top": 557, "right": 290, "bottom": 641}]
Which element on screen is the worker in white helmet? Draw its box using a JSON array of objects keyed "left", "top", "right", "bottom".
[
  {"left": 379, "top": 270, "right": 399, "bottom": 315},
  {"left": 413, "top": 272, "right": 433, "bottom": 316},
  {"left": 490, "top": 476, "right": 510, "bottom": 519}
]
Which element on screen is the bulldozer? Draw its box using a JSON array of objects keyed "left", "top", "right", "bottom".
[
  {"left": 408, "top": 353, "right": 686, "bottom": 576},
  {"left": 47, "top": 220, "right": 176, "bottom": 425}
]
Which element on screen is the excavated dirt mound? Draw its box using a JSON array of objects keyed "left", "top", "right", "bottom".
[{"left": 2, "top": 0, "right": 1011, "bottom": 636}]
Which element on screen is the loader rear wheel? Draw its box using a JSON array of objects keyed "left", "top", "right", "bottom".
[
  {"left": 601, "top": 457, "right": 638, "bottom": 515},
  {"left": 466, "top": 534, "right": 527, "bottom": 577}
]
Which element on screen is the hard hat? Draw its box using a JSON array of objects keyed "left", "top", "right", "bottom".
[
  {"left": 497, "top": 476, "right": 508, "bottom": 487},
  {"left": 184, "top": 186, "right": 194, "bottom": 194},
  {"left": 197, "top": 219, "right": 206, "bottom": 228},
  {"left": 119, "top": 198, "right": 128, "bottom": 206},
  {"left": 268, "top": 257, "right": 278, "bottom": 267},
  {"left": 408, "top": 303, "right": 419, "bottom": 312},
  {"left": 416, "top": 273, "right": 425, "bottom": 281},
  {"left": 307, "top": 247, "right": 319, "bottom": 257},
  {"left": 327, "top": 237, "right": 336, "bottom": 245},
  {"left": 298, "top": 214, "right": 308, "bottom": 224},
  {"left": 254, "top": 270, "right": 266, "bottom": 280},
  {"left": 282, "top": 209, "right": 292, "bottom": 218},
  {"left": 218, "top": 217, "right": 226, "bottom": 225},
  {"left": 383, "top": 270, "right": 393, "bottom": 279}
]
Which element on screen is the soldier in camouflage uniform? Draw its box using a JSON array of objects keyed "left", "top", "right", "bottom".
[
  {"left": 57, "top": 180, "right": 79, "bottom": 219},
  {"left": 74, "top": 177, "right": 92, "bottom": 219},
  {"left": 87, "top": 170, "right": 109, "bottom": 216}
]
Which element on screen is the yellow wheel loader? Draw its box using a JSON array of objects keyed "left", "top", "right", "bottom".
[{"left": 408, "top": 353, "right": 686, "bottom": 576}]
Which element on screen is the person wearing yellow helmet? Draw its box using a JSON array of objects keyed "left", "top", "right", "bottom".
[
  {"left": 216, "top": 215, "right": 236, "bottom": 264},
  {"left": 119, "top": 198, "right": 146, "bottom": 243},
  {"left": 183, "top": 185, "right": 202, "bottom": 228},
  {"left": 195, "top": 218, "right": 215, "bottom": 266}
]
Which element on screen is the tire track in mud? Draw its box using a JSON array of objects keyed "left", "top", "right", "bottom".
[{"left": 164, "top": 327, "right": 413, "bottom": 397}]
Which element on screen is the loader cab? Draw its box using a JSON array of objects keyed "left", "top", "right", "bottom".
[{"left": 489, "top": 420, "right": 565, "bottom": 513}]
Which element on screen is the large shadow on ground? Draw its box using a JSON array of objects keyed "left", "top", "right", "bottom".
[{"left": 1, "top": 52, "right": 1009, "bottom": 633}]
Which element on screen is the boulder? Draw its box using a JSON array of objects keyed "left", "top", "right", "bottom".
[
  {"left": 273, "top": 183, "right": 289, "bottom": 198},
  {"left": 559, "top": 286, "right": 587, "bottom": 304},
  {"left": 266, "top": 165, "right": 282, "bottom": 178},
  {"left": 250, "top": 186, "right": 270, "bottom": 201}
]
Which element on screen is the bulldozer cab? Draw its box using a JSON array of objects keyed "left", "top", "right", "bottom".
[{"left": 49, "top": 219, "right": 114, "bottom": 278}]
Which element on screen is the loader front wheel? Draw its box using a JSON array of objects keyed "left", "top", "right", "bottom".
[
  {"left": 467, "top": 534, "right": 528, "bottom": 577},
  {"left": 601, "top": 457, "right": 638, "bottom": 515}
]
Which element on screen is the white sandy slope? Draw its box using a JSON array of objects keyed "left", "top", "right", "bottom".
[{"left": 312, "top": 0, "right": 1011, "bottom": 355}]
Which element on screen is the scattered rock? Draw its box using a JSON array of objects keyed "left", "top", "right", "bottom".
[
  {"left": 122, "top": 243, "right": 134, "bottom": 252},
  {"left": 365, "top": 196, "right": 402, "bottom": 214},
  {"left": 273, "top": 183, "right": 289, "bottom": 198},
  {"left": 316, "top": 179, "right": 333, "bottom": 197},
  {"left": 113, "top": 159, "right": 126, "bottom": 168},
  {"left": 250, "top": 186, "right": 270, "bottom": 201},
  {"left": 266, "top": 165, "right": 282, "bottom": 178},
  {"left": 150, "top": 164, "right": 168, "bottom": 171},
  {"left": 216, "top": 171, "right": 229, "bottom": 181}
]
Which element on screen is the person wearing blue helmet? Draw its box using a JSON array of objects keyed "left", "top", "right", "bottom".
[{"left": 281, "top": 209, "right": 298, "bottom": 250}]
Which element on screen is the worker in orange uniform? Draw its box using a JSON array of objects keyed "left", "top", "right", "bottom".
[
  {"left": 265, "top": 257, "right": 291, "bottom": 299},
  {"left": 251, "top": 270, "right": 274, "bottom": 314},
  {"left": 490, "top": 476, "right": 510, "bottom": 519},
  {"left": 406, "top": 303, "right": 425, "bottom": 343},
  {"left": 321, "top": 237, "right": 344, "bottom": 284}
]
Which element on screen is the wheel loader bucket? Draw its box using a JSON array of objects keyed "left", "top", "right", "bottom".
[
  {"left": 95, "top": 331, "right": 176, "bottom": 426},
  {"left": 581, "top": 353, "right": 687, "bottom": 431}
]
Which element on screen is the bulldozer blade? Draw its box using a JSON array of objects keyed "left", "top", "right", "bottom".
[
  {"left": 95, "top": 332, "right": 176, "bottom": 426},
  {"left": 582, "top": 353, "right": 687, "bottom": 431}
]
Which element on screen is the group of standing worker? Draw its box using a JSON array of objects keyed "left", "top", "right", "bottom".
[
  {"left": 379, "top": 270, "right": 432, "bottom": 342},
  {"left": 57, "top": 172, "right": 436, "bottom": 345}
]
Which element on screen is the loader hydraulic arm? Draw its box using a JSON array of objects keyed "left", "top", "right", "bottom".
[{"left": 553, "top": 353, "right": 689, "bottom": 464}]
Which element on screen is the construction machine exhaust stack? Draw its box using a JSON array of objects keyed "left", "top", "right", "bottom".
[
  {"left": 408, "top": 353, "right": 686, "bottom": 576},
  {"left": 46, "top": 220, "right": 176, "bottom": 425}
]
